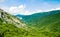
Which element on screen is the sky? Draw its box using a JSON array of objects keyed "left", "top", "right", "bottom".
[{"left": 0, "top": 0, "right": 60, "bottom": 15}]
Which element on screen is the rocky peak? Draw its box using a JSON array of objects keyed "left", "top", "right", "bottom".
[
  {"left": 0, "top": 9, "right": 27, "bottom": 28},
  {"left": 0, "top": 9, "right": 4, "bottom": 18}
]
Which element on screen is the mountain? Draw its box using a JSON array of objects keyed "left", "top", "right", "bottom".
[
  {"left": 0, "top": 9, "right": 60, "bottom": 37},
  {"left": 0, "top": 9, "right": 31, "bottom": 37},
  {"left": 16, "top": 10, "right": 60, "bottom": 27},
  {"left": 0, "top": 9, "right": 48, "bottom": 37},
  {"left": 0, "top": 9, "right": 27, "bottom": 28},
  {"left": 16, "top": 10, "right": 60, "bottom": 37}
]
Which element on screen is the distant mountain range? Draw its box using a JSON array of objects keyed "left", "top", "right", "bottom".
[
  {"left": 16, "top": 10, "right": 60, "bottom": 37},
  {"left": 16, "top": 10, "right": 60, "bottom": 27},
  {"left": 16, "top": 10, "right": 60, "bottom": 21},
  {"left": 0, "top": 9, "right": 29, "bottom": 37},
  {"left": 0, "top": 9, "right": 60, "bottom": 37}
]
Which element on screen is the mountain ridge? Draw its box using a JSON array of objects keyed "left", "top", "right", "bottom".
[
  {"left": 16, "top": 10, "right": 60, "bottom": 37},
  {"left": 0, "top": 9, "right": 60, "bottom": 37},
  {"left": 0, "top": 9, "right": 27, "bottom": 28},
  {"left": 16, "top": 10, "right": 60, "bottom": 27}
]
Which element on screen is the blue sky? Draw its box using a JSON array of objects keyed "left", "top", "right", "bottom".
[{"left": 0, "top": 0, "right": 60, "bottom": 15}]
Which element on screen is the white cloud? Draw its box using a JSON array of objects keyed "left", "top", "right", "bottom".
[
  {"left": 0, "top": 5, "right": 60, "bottom": 15},
  {"left": 9, "top": 5, "right": 25, "bottom": 15},
  {"left": 55, "top": 8, "right": 60, "bottom": 10},
  {"left": 35, "top": 10, "right": 42, "bottom": 12},
  {"left": 0, "top": 0, "right": 8, "bottom": 3},
  {"left": 45, "top": 7, "right": 60, "bottom": 11},
  {"left": 7, "top": 5, "right": 43, "bottom": 15},
  {"left": 0, "top": 5, "right": 35, "bottom": 15}
]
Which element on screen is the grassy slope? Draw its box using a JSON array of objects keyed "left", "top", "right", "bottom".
[
  {"left": 38, "top": 13, "right": 60, "bottom": 37},
  {"left": 21, "top": 12, "right": 60, "bottom": 37},
  {"left": 21, "top": 10, "right": 60, "bottom": 27},
  {"left": 0, "top": 10, "right": 60, "bottom": 37},
  {"left": 0, "top": 23, "right": 37, "bottom": 37}
]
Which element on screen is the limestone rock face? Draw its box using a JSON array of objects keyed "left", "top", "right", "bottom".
[{"left": 0, "top": 9, "right": 27, "bottom": 28}]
